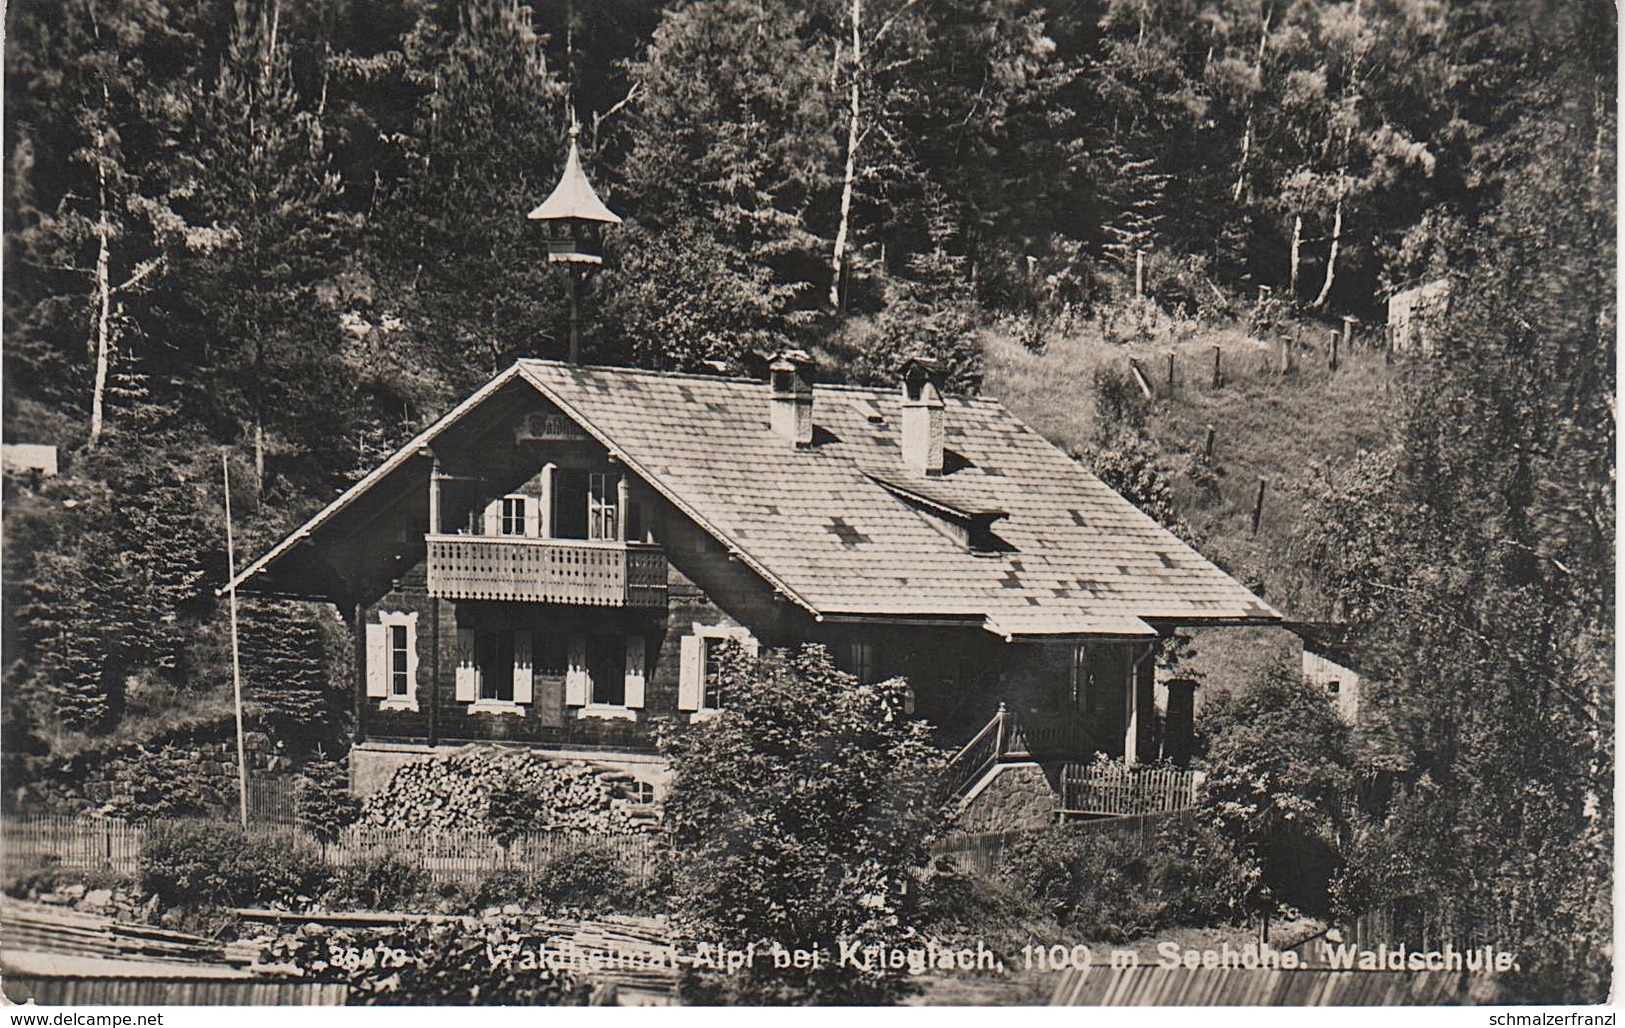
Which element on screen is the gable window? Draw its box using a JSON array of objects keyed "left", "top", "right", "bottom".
[
  {"left": 588, "top": 473, "right": 619, "bottom": 541},
  {"left": 500, "top": 496, "right": 528, "bottom": 536},
  {"left": 366, "top": 611, "right": 419, "bottom": 712}
]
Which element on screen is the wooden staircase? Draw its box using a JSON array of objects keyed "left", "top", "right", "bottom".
[{"left": 940, "top": 705, "right": 1199, "bottom": 818}]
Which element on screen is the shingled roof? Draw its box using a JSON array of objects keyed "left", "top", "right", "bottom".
[
  {"left": 226, "top": 360, "right": 1279, "bottom": 640},
  {"left": 515, "top": 361, "right": 1276, "bottom": 638}
]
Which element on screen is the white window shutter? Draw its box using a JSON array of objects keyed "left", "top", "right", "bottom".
[
  {"left": 365, "top": 623, "right": 388, "bottom": 698},
  {"left": 512, "top": 629, "right": 534, "bottom": 704},
  {"left": 624, "top": 635, "right": 646, "bottom": 709},
  {"left": 540, "top": 464, "right": 557, "bottom": 538},
  {"left": 455, "top": 628, "right": 478, "bottom": 702},
  {"left": 564, "top": 634, "right": 588, "bottom": 706},
  {"left": 678, "top": 634, "right": 702, "bottom": 711},
  {"left": 482, "top": 497, "right": 502, "bottom": 535},
  {"left": 523, "top": 496, "right": 540, "bottom": 538}
]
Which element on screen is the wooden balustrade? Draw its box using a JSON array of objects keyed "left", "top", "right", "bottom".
[
  {"left": 1060, "top": 763, "right": 1198, "bottom": 817},
  {"left": 426, "top": 535, "right": 667, "bottom": 607}
]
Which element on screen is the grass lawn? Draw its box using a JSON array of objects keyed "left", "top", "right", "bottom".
[{"left": 982, "top": 314, "right": 1404, "bottom": 620}]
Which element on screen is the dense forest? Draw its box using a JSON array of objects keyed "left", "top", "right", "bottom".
[{"left": 1, "top": 0, "right": 1614, "bottom": 1001}]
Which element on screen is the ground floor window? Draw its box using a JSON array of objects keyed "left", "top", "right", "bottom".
[
  {"left": 679, "top": 624, "right": 758, "bottom": 716},
  {"left": 367, "top": 611, "right": 419, "bottom": 712},
  {"left": 477, "top": 632, "right": 516, "bottom": 703},
  {"left": 588, "top": 633, "right": 626, "bottom": 706}
]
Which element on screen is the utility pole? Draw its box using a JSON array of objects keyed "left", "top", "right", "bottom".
[{"left": 222, "top": 451, "right": 249, "bottom": 828}]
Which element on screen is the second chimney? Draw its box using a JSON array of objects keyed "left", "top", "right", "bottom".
[
  {"left": 900, "top": 358, "right": 945, "bottom": 475},
  {"left": 769, "top": 350, "right": 815, "bottom": 446}
]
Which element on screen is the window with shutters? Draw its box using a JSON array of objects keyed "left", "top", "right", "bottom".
[
  {"left": 576, "top": 633, "right": 644, "bottom": 721},
  {"left": 500, "top": 496, "right": 528, "bottom": 536},
  {"left": 371, "top": 611, "right": 419, "bottom": 712},
  {"left": 679, "top": 624, "right": 757, "bottom": 721},
  {"left": 460, "top": 628, "right": 529, "bottom": 715},
  {"left": 702, "top": 638, "right": 728, "bottom": 710},
  {"left": 390, "top": 625, "right": 409, "bottom": 697},
  {"left": 588, "top": 633, "right": 625, "bottom": 706},
  {"left": 477, "top": 632, "right": 515, "bottom": 702}
]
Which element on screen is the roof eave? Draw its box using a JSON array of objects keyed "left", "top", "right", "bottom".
[{"left": 217, "top": 364, "right": 531, "bottom": 597}]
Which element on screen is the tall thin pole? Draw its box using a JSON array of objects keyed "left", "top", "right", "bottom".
[{"left": 222, "top": 451, "right": 249, "bottom": 828}]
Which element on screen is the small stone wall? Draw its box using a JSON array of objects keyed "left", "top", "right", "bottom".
[
  {"left": 955, "top": 762, "right": 1059, "bottom": 833},
  {"left": 12, "top": 723, "right": 294, "bottom": 816}
]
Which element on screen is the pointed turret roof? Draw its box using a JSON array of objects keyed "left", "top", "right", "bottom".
[{"left": 527, "top": 124, "right": 622, "bottom": 225}]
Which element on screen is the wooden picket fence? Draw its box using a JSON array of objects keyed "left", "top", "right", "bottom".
[
  {"left": 1060, "top": 763, "right": 1199, "bottom": 817},
  {"left": 1, "top": 815, "right": 661, "bottom": 886}
]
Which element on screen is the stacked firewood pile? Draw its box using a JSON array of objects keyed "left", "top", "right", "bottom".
[{"left": 357, "top": 747, "right": 659, "bottom": 835}]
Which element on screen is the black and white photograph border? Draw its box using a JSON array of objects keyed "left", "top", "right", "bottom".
[{"left": 0, "top": 0, "right": 1615, "bottom": 1012}]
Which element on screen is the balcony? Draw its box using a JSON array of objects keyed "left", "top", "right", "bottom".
[{"left": 425, "top": 535, "right": 668, "bottom": 608}]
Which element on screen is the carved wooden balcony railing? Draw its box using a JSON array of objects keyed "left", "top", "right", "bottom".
[{"left": 425, "top": 535, "right": 668, "bottom": 608}]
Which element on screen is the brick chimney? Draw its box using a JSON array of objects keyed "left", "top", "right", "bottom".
[
  {"left": 769, "top": 350, "right": 815, "bottom": 446},
  {"left": 900, "top": 358, "right": 945, "bottom": 475}
]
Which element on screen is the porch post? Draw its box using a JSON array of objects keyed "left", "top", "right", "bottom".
[
  {"left": 1123, "top": 655, "right": 1138, "bottom": 766},
  {"left": 352, "top": 601, "right": 367, "bottom": 745},
  {"left": 616, "top": 475, "right": 630, "bottom": 542},
  {"left": 427, "top": 453, "right": 442, "bottom": 534}
]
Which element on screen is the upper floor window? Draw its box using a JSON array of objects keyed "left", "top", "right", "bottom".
[
  {"left": 588, "top": 473, "right": 619, "bottom": 541},
  {"left": 500, "top": 496, "right": 528, "bottom": 536}
]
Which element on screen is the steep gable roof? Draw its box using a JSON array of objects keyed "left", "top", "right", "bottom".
[
  {"left": 513, "top": 361, "right": 1277, "bottom": 638},
  {"left": 227, "top": 360, "right": 1279, "bottom": 639}
]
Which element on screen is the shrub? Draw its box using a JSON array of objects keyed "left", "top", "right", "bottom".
[
  {"left": 1195, "top": 662, "right": 1352, "bottom": 913},
  {"left": 325, "top": 854, "right": 431, "bottom": 912},
  {"left": 140, "top": 821, "right": 332, "bottom": 910},
  {"left": 296, "top": 757, "right": 360, "bottom": 844},
  {"left": 270, "top": 919, "right": 587, "bottom": 1005},
  {"left": 459, "top": 843, "right": 651, "bottom": 916},
  {"left": 996, "top": 817, "right": 1259, "bottom": 943},
  {"left": 660, "top": 643, "right": 945, "bottom": 1004}
]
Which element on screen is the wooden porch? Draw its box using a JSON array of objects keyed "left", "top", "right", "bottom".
[{"left": 941, "top": 704, "right": 1198, "bottom": 819}]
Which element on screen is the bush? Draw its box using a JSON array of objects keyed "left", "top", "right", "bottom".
[
  {"left": 296, "top": 757, "right": 360, "bottom": 844},
  {"left": 459, "top": 843, "right": 653, "bottom": 916},
  {"left": 660, "top": 643, "right": 945, "bottom": 1004},
  {"left": 1195, "top": 662, "right": 1351, "bottom": 913},
  {"left": 140, "top": 821, "right": 332, "bottom": 911},
  {"left": 996, "top": 818, "right": 1259, "bottom": 943},
  {"left": 325, "top": 854, "right": 431, "bottom": 912},
  {"left": 270, "top": 919, "right": 587, "bottom": 1005}
]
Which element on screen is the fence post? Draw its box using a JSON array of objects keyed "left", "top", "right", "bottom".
[
  {"left": 1252, "top": 477, "right": 1267, "bottom": 535},
  {"left": 1211, "top": 346, "right": 1223, "bottom": 388}
]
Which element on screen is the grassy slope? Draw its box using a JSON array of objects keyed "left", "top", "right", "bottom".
[{"left": 982, "top": 315, "right": 1402, "bottom": 687}]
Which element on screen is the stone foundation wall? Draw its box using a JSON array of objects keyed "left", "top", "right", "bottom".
[
  {"left": 12, "top": 723, "right": 295, "bottom": 816},
  {"left": 955, "top": 762, "right": 1059, "bottom": 833}
]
